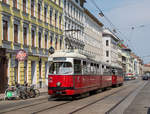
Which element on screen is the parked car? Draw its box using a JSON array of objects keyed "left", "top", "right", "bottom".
[{"left": 142, "top": 75, "right": 149, "bottom": 80}]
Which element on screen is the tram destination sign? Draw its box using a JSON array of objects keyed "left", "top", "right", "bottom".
[{"left": 16, "top": 49, "right": 27, "bottom": 61}]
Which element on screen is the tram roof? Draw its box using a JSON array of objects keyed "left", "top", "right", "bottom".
[{"left": 49, "top": 50, "right": 87, "bottom": 60}]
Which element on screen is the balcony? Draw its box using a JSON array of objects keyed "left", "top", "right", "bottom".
[
  {"left": 2, "top": 40, "right": 11, "bottom": 49},
  {"left": 23, "top": 45, "right": 29, "bottom": 52},
  {"left": 39, "top": 48, "right": 44, "bottom": 55},
  {"left": 45, "top": 49, "right": 49, "bottom": 55},
  {"left": 1, "top": 2, "right": 10, "bottom": 9},
  {"left": 22, "top": 11, "right": 29, "bottom": 18},
  {"left": 13, "top": 42, "right": 21, "bottom": 50},
  {"left": 31, "top": 15, "right": 36, "bottom": 21},
  {"left": 12, "top": 7, "right": 20, "bottom": 13},
  {"left": 31, "top": 47, "right": 37, "bottom": 55}
]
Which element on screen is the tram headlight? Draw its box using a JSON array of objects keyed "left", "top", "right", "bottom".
[{"left": 56, "top": 82, "right": 61, "bottom": 87}]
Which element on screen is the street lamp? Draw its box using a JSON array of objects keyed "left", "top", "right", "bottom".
[{"left": 99, "top": 11, "right": 104, "bottom": 17}]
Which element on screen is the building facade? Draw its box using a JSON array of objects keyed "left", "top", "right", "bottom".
[
  {"left": 0, "top": 0, "right": 64, "bottom": 93},
  {"left": 64, "top": 0, "right": 85, "bottom": 50},
  {"left": 84, "top": 9, "right": 103, "bottom": 62},
  {"left": 102, "top": 29, "right": 120, "bottom": 67},
  {"left": 143, "top": 64, "right": 150, "bottom": 76},
  {"left": 131, "top": 53, "right": 143, "bottom": 76}
]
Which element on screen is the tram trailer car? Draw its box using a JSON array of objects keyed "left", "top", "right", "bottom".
[
  {"left": 48, "top": 51, "right": 124, "bottom": 96},
  {"left": 112, "top": 68, "right": 124, "bottom": 87}
]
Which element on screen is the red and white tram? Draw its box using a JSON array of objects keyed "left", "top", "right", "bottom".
[{"left": 48, "top": 51, "right": 124, "bottom": 96}]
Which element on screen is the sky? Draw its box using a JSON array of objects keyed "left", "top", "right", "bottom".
[{"left": 85, "top": 0, "right": 150, "bottom": 63}]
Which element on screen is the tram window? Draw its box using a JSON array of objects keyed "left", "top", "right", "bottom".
[
  {"left": 74, "top": 59, "right": 82, "bottom": 74},
  {"left": 103, "top": 66, "right": 111, "bottom": 75},
  {"left": 49, "top": 62, "right": 73, "bottom": 75},
  {"left": 118, "top": 69, "right": 123, "bottom": 76},
  {"left": 83, "top": 61, "right": 87, "bottom": 75},
  {"left": 91, "top": 63, "right": 94, "bottom": 74},
  {"left": 112, "top": 69, "right": 116, "bottom": 75},
  {"left": 96, "top": 64, "right": 99, "bottom": 74}
]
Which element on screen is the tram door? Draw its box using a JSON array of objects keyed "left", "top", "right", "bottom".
[{"left": 0, "top": 57, "right": 8, "bottom": 93}]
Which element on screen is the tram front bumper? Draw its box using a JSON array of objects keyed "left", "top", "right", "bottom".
[{"left": 48, "top": 87, "right": 75, "bottom": 95}]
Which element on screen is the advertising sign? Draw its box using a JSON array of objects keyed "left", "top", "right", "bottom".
[{"left": 16, "top": 49, "right": 27, "bottom": 61}]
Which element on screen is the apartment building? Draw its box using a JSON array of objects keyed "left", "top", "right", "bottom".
[
  {"left": 64, "top": 0, "right": 85, "bottom": 50},
  {"left": 84, "top": 9, "right": 103, "bottom": 62},
  {"left": 102, "top": 29, "right": 120, "bottom": 67},
  {"left": 0, "top": 0, "right": 64, "bottom": 92}
]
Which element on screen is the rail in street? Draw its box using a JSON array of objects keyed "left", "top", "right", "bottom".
[{"left": 0, "top": 80, "right": 146, "bottom": 114}]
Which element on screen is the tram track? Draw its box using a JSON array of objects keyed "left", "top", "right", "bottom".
[
  {"left": 0, "top": 80, "right": 142, "bottom": 114},
  {"left": 69, "top": 81, "right": 146, "bottom": 114},
  {"left": 105, "top": 81, "right": 148, "bottom": 114},
  {"left": 0, "top": 97, "right": 49, "bottom": 114},
  {"left": 0, "top": 96, "right": 74, "bottom": 114},
  {"left": 30, "top": 81, "right": 142, "bottom": 114}
]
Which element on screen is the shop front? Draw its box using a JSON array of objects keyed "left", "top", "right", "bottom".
[{"left": 0, "top": 48, "right": 8, "bottom": 93}]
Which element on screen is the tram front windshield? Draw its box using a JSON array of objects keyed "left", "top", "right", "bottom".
[{"left": 49, "top": 62, "right": 73, "bottom": 75}]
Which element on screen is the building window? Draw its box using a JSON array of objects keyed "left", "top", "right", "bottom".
[
  {"left": 2, "top": 0, "right": 7, "bottom": 3},
  {"left": 55, "top": 11, "right": 58, "bottom": 27},
  {"left": 59, "top": 0, "right": 61, "bottom": 6},
  {"left": 79, "top": 12, "right": 80, "bottom": 21},
  {"left": 39, "top": 60, "right": 41, "bottom": 79},
  {"left": 24, "top": 60, "right": 27, "bottom": 82},
  {"left": 14, "top": 60, "right": 18, "bottom": 82},
  {"left": 50, "top": 33, "right": 53, "bottom": 46},
  {"left": 23, "top": 27, "right": 27, "bottom": 45},
  {"left": 31, "top": 0, "right": 34, "bottom": 16},
  {"left": 31, "top": 30, "right": 35, "bottom": 47},
  {"left": 59, "top": 14, "right": 62, "bottom": 29},
  {"left": 23, "top": 0, "right": 26, "bottom": 13},
  {"left": 55, "top": 35, "right": 58, "bottom": 49},
  {"left": 13, "top": 0, "right": 17, "bottom": 8},
  {"left": 45, "top": 62, "right": 48, "bottom": 78},
  {"left": 50, "top": 7, "right": 53, "bottom": 25},
  {"left": 44, "top": 6, "right": 47, "bottom": 23},
  {"left": 106, "top": 40, "right": 109, "bottom": 46},
  {"left": 14, "top": 24, "right": 18, "bottom": 43},
  {"left": 60, "top": 36, "right": 63, "bottom": 49},
  {"left": 106, "top": 51, "right": 109, "bottom": 57},
  {"left": 75, "top": 0, "right": 78, "bottom": 3},
  {"left": 68, "top": 2, "right": 69, "bottom": 13},
  {"left": 3, "top": 20, "right": 8, "bottom": 41},
  {"left": 38, "top": 32, "right": 41, "bottom": 48},
  {"left": 64, "top": 0, "right": 66, "bottom": 9},
  {"left": 71, "top": 5, "right": 72, "bottom": 16},
  {"left": 38, "top": 3, "right": 41, "bottom": 20},
  {"left": 74, "top": 7, "right": 75, "bottom": 16},
  {"left": 45, "top": 34, "right": 47, "bottom": 49}
]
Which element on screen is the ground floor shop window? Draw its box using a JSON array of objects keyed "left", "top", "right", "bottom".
[
  {"left": 45, "top": 62, "right": 48, "bottom": 78},
  {"left": 14, "top": 60, "right": 18, "bottom": 82},
  {"left": 24, "top": 60, "right": 27, "bottom": 82}
]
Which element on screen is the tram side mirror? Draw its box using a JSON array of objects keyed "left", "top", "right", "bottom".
[{"left": 49, "top": 46, "right": 55, "bottom": 54}]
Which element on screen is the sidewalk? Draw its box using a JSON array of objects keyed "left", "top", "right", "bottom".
[
  {"left": 124, "top": 81, "right": 150, "bottom": 114},
  {"left": 0, "top": 87, "right": 48, "bottom": 101}
]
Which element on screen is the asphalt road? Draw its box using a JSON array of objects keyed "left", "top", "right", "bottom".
[{"left": 0, "top": 79, "right": 147, "bottom": 114}]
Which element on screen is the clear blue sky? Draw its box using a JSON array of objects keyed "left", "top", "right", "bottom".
[{"left": 85, "top": 0, "right": 150, "bottom": 63}]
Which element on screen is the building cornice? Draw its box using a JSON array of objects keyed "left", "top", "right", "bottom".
[{"left": 84, "top": 8, "right": 104, "bottom": 27}]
